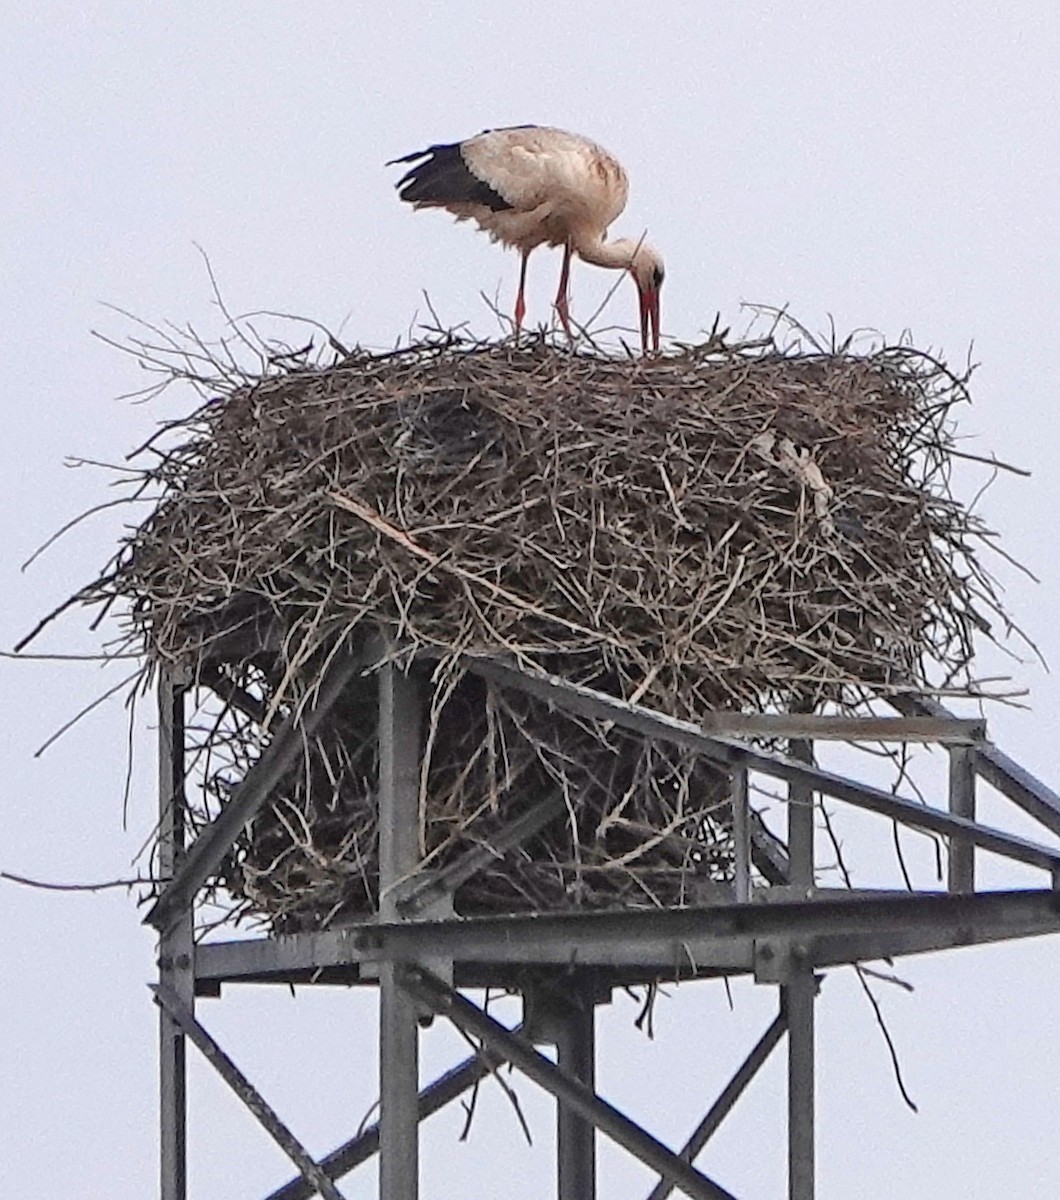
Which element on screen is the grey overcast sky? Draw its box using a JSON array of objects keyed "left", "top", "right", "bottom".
[{"left": 3, "top": 3, "right": 1060, "bottom": 1197}]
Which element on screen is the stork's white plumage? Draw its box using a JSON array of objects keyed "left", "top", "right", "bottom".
[{"left": 389, "top": 125, "right": 663, "bottom": 354}]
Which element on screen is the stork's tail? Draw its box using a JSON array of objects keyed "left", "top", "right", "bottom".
[{"left": 387, "top": 143, "right": 512, "bottom": 212}]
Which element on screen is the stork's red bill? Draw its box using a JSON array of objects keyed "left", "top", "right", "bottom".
[{"left": 389, "top": 125, "right": 663, "bottom": 355}]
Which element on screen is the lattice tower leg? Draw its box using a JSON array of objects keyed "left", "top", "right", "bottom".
[
  {"left": 555, "top": 996, "right": 597, "bottom": 1200},
  {"left": 378, "top": 661, "right": 424, "bottom": 1200},
  {"left": 787, "top": 733, "right": 816, "bottom": 1200},
  {"left": 158, "top": 674, "right": 193, "bottom": 1200}
]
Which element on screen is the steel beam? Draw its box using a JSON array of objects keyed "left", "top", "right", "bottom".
[
  {"left": 700, "top": 711, "right": 983, "bottom": 743},
  {"left": 785, "top": 971, "right": 817, "bottom": 1200},
  {"left": 195, "top": 888, "right": 1060, "bottom": 985},
  {"left": 378, "top": 662, "right": 423, "bottom": 1200},
  {"left": 890, "top": 692, "right": 1060, "bottom": 838},
  {"left": 462, "top": 660, "right": 1060, "bottom": 874},
  {"left": 786, "top": 723, "right": 816, "bottom": 1200},
  {"left": 788, "top": 735, "right": 815, "bottom": 891},
  {"left": 554, "top": 998, "right": 597, "bottom": 1200},
  {"left": 147, "top": 640, "right": 364, "bottom": 932},
  {"left": 378, "top": 662, "right": 423, "bottom": 919},
  {"left": 401, "top": 968, "right": 737, "bottom": 1200},
  {"left": 152, "top": 984, "right": 345, "bottom": 1200},
  {"left": 158, "top": 674, "right": 191, "bottom": 1200},
  {"left": 646, "top": 1010, "right": 787, "bottom": 1200},
  {"left": 731, "top": 767, "right": 751, "bottom": 903},
  {"left": 750, "top": 812, "right": 791, "bottom": 885},
  {"left": 948, "top": 746, "right": 977, "bottom": 892},
  {"left": 147, "top": 645, "right": 1060, "bottom": 1200},
  {"left": 801, "top": 916, "right": 1060, "bottom": 966},
  {"left": 379, "top": 980, "right": 419, "bottom": 1200},
  {"left": 975, "top": 744, "right": 1060, "bottom": 838},
  {"left": 460, "top": 658, "right": 982, "bottom": 743}
]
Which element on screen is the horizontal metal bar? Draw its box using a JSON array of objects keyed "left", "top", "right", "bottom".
[
  {"left": 465, "top": 660, "right": 1060, "bottom": 873},
  {"left": 804, "top": 909, "right": 1060, "bottom": 965},
  {"left": 264, "top": 1036, "right": 517, "bottom": 1200},
  {"left": 195, "top": 889, "right": 1060, "bottom": 984},
  {"left": 365, "top": 889, "right": 1060, "bottom": 969},
  {"left": 146, "top": 640, "right": 365, "bottom": 932},
  {"left": 197, "top": 931, "right": 369, "bottom": 983},
  {"left": 700, "top": 712, "right": 984, "bottom": 743},
  {"left": 400, "top": 968, "right": 737, "bottom": 1200},
  {"left": 151, "top": 984, "right": 345, "bottom": 1200},
  {"left": 889, "top": 693, "right": 1060, "bottom": 838},
  {"left": 647, "top": 1009, "right": 787, "bottom": 1200},
  {"left": 195, "top": 923, "right": 752, "bottom": 979}
]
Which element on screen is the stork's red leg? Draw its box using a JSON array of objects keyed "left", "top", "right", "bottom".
[
  {"left": 554, "top": 242, "right": 573, "bottom": 338},
  {"left": 514, "top": 250, "right": 529, "bottom": 335}
]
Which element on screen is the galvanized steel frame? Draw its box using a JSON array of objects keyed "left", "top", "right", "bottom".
[{"left": 150, "top": 652, "right": 1060, "bottom": 1200}]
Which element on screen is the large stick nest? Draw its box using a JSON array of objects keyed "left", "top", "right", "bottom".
[{"left": 76, "top": 327, "right": 1012, "bottom": 931}]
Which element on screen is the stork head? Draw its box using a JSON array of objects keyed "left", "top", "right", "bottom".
[{"left": 614, "top": 240, "right": 664, "bottom": 355}]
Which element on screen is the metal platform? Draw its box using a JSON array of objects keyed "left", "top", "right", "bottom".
[{"left": 148, "top": 651, "right": 1060, "bottom": 1200}]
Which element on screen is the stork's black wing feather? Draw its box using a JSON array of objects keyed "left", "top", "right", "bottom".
[{"left": 388, "top": 142, "right": 513, "bottom": 212}]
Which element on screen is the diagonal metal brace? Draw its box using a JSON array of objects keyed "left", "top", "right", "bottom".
[
  {"left": 750, "top": 811, "right": 791, "bottom": 884},
  {"left": 462, "top": 659, "right": 1060, "bottom": 874},
  {"left": 151, "top": 983, "right": 346, "bottom": 1200},
  {"left": 147, "top": 640, "right": 365, "bottom": 932},
  {"left": 398, "top": 791, "right": 568, "bottom": 914},
  {"left": 891, "top": 692, "right": 1060, "bottom": 838},
  {"left": 399, "top": 966, "right": 739, "bottom": 1200},
  {"left": 264, "top": 1032, "right": 521, "bottom": 1200},
  {"left": 647, "top": 1008, "right": 787, "bottom": 1200}
]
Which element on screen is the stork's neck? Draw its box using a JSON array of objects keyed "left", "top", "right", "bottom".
[{"left": 574, "top": 234, "right": 639, "bottom": 272}]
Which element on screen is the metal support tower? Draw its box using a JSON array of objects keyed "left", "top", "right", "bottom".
[
  {"left": 377, "top": 662, "right": 423, "bottom": 1200},
  {"left": 785, "top": 733, "right": 816, "bottom": 1200},
  {"left": 157, "top": 675, "right": 190, "bottom": 1200},
  {"left": 147, "top": 650, "right": 1060, "bottom": 1200}
]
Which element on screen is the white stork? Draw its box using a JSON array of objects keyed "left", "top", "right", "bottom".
[{"left": 388, "top": 125, "right": 664, "bottom": 354}]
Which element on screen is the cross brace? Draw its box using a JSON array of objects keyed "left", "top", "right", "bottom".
[
  {"left": 890, "top": 692, "right": 1060, "bottom": 836},
  {"left": 400, "top": 966, "right": 738, "bottom": 1200},
  {"left": 264, "top": 1033, "right": 520, "bottom": 1200},
  {"left": 152, "top": 983, "right": 346, "bottom": 1200},
  {"left": 647, "top": 1008, "right": 788, "bottom": 1200}
]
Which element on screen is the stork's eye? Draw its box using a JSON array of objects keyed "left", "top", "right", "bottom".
[{"left": 652, "top": 266, "right": 665, "bottom": 288}]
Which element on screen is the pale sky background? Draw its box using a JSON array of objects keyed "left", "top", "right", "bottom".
[{"left": 3, "top": 3, "right": 1060, "bottom": 1198}]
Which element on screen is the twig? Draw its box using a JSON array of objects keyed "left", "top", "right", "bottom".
[
  {"left": 328, "top": 491, "right": 621, "bottom": 648},
  {"left": 1, "top": 870, "right": 153, "bottom": 893}
]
